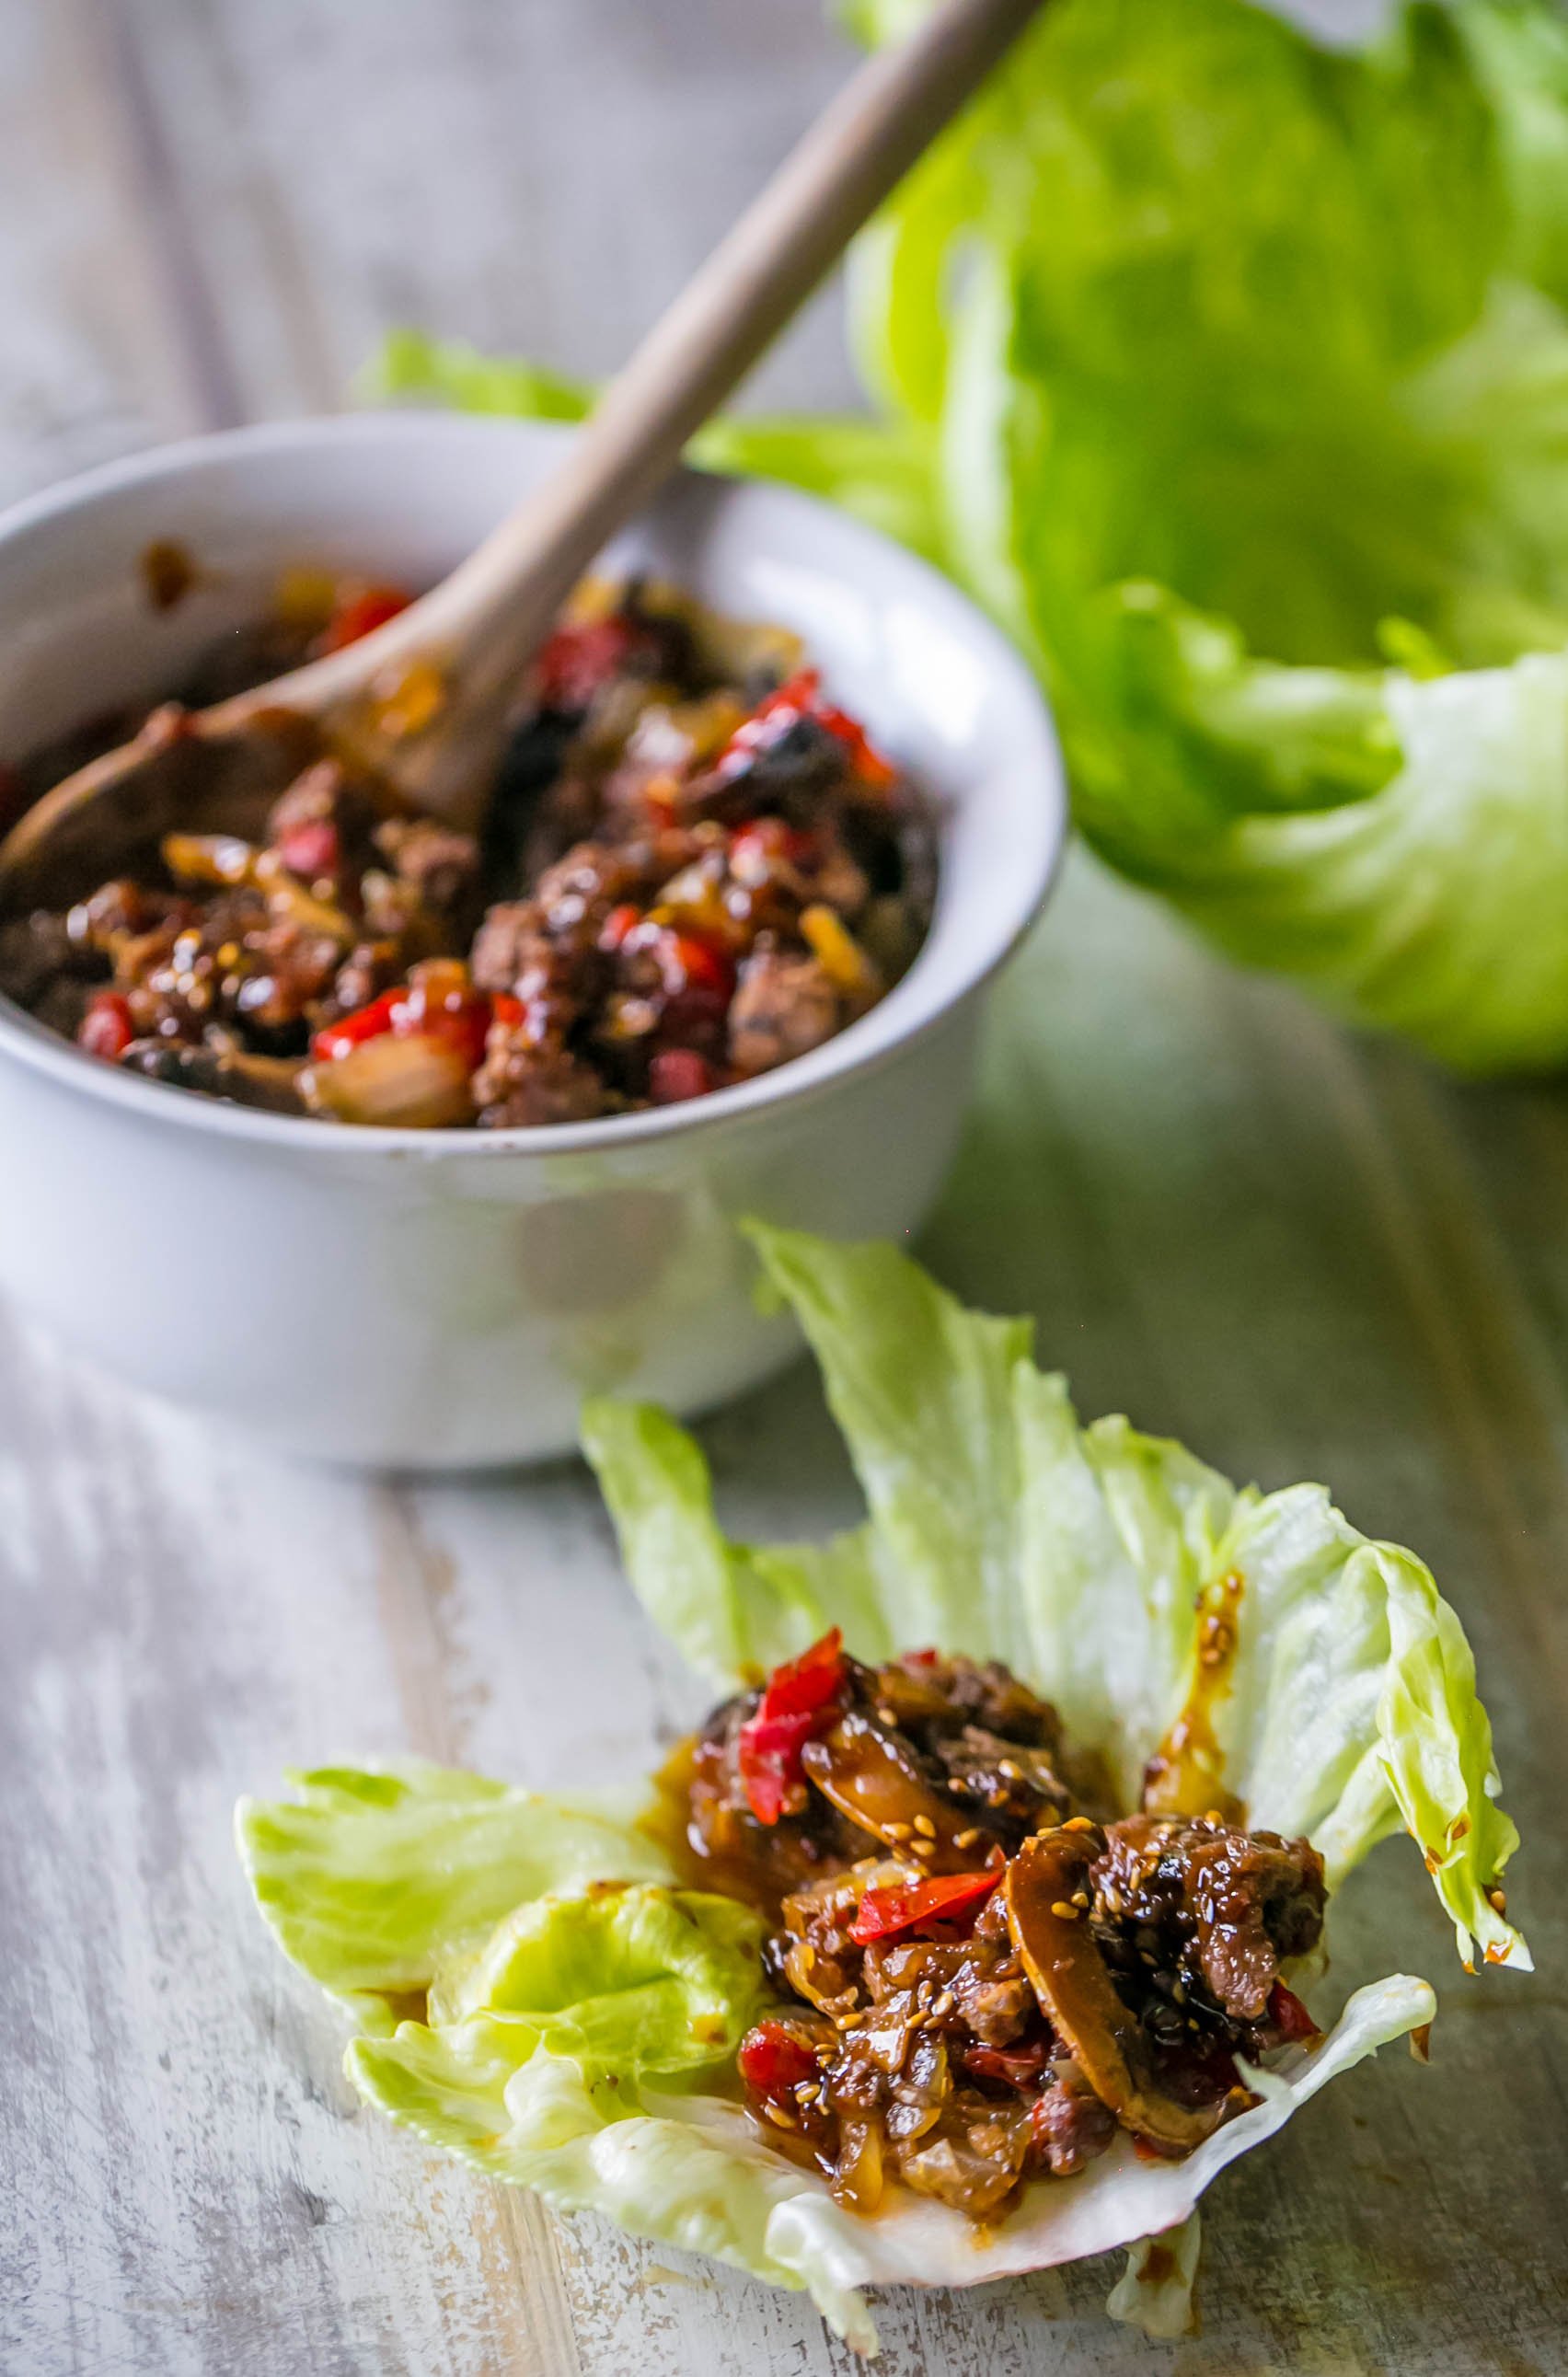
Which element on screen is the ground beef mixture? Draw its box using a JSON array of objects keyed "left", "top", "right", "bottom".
[
  {"left": 664, "top": 1632, "right": 1326, "bottom": 2224},
  {"left": 0, "top": 574, "right": 934, "bottom": 1127}
]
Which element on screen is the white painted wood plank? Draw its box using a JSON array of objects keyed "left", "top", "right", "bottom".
[
  {"left": 0, "top": 0, "right": 213, "bottom": 505},
  {"left": 0, "top": 1309, "right": 588, "bottom": 2377},
  {"left": 106, "top": 0, "right": 865, "bottom": 429}
]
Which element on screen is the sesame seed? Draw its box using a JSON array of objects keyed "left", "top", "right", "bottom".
[
  {"left": 1050, "top": 1900, "right": 1080, "bottom": 1921},
  {"left": 1071, "top": 1889, "right": 1090, "bottom": 1908},
  {"left": 1486, "top": 1887, "right": 1507, "bottom": 1914},
  {"left": 884, "top": 1821, "right": 913, "bottom": 1840},
  {"left": 877, "top": 1706, "right": 897, "bottom": 1727},
  {"left": 1063, "top": 1816, "right": 1096, "bottom": 1833},
  {"left": 797, "top": 2083, "right": 821, "bottom": 2104},
  {"left": 928, "top": 1990, "right": 956, "bottom": 2020},
  {"left": 997, "top": 1760, "right": 1023, "bottom": 1783},
  {"left": 953, "top": 1828, "right": 982, "bottom": 1850},
  {"left": 913, "top": 1814, "right": 937, "bottom": 1838},
  {"left": 763, "top": 2103, "right": 798, "bottom": 2129},
  {"left": 1170, "top": 1979, "right": 1187, "bottom": 2006}
]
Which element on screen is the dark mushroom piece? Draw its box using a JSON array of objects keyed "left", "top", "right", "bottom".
[
  {"left": 801, "top": 1709, "right": 1004, "bottom": 1872},
  {"left": 1003, "top": 1827, "right": 1225, "bottom": 2156}
]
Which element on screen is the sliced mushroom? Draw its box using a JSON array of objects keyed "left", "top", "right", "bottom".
[
  {"left": 1003, "top": 1828, "right": 1223, "bottom": 2155},
  {"left": 801, "top": 1710, "right": 1001, "bottom": 1871}
]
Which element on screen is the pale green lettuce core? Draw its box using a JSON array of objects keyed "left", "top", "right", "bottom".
[
  {"left": 240, "top": 1229, "right": 1526, "bottom": 2351},
  {"left": 377, "top": 0, "right": 1568, "bottom": 1073},
  {"left": 238, "top": 1762, "right": 673, "bottom": 2029}
]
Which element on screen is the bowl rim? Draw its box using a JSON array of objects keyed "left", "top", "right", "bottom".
[{"left": 0, "top": 411, "right": 1066, "bottom": 1160}]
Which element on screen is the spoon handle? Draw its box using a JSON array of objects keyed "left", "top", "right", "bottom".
[{"left": 368, "top": 0, "right": 1047, "bottom": 813}]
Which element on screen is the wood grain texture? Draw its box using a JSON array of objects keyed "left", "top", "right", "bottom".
[{"left": 1, "top": 0, "right": 1564, "bottom": 2371}]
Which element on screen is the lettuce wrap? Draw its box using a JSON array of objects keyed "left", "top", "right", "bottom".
[
  {"left": 379, "top": 0, "right": 1568, "bottom": 1074},
  {"left": 238, "top": 1227, "right": 1527, "bottom": 2352}
]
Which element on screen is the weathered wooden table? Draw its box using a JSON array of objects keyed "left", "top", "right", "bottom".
[{"left": 3, "top": 3, "right": 1564, "bottom": 2371}]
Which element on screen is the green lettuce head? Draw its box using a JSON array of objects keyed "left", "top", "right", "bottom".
[
  {"left": 836, "top": 0, "right": 1568, "bottom": 1073},
  {"left": 379, "top": 0, "right": 1568, "bottom": 1074},
  {"left": 238, "top": 1228, "right": 1527, "bottom": 2353}
]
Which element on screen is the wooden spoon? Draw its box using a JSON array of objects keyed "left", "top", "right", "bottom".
[{"left": 0, "top": 0, "right": 1046, "bottom": 914}]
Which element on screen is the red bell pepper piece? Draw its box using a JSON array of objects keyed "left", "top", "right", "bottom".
[
  {"left": 813, "top": 694, "right": 897, "bottom": 792},
  {"left": 729, "top": 818, "right": 818, "bottom": 881},
  {"left": 649, "top": 1047, "right": 716, "bottom": 1105},
  {"left": 319, "top": 583, "right": 412, "bottom": 653},
  {"left": 1267, "top": 1981, "right": 1319, "bottom": 2043},
  {"left": 393, "top": 965, "right": 493, "bottom": 1070},
  {"left": 736, "top": 1629, "right": 846, "bottom": 1825},
  {"left": 737, "top": 2020, "right": 820, "bottom": 2105},
  {"left": 77, "top": 990, "right": 135, "bottom": 1061},
  {"left": 849, "top": 1869, "right": 999, "bottom": 1946},
  {"left": 534, "top": 616, "right": 636, "bottom": 710},
  {"left": 598, "top": 902, "right": 642, "bottom": 953},
  {"left": 756, "top": 1628, "right": 846, "bottom": 1718},
  {"left": 654, "top": 928, "right": 735, "bottom": 1038},
  {"left": 718, "top": 670, "right": 896, "bottom": 792},
  {"left": 735, "top": 1709, "right": 824, "bottom": 1826},
  {"left": 276, "top": 817, "right": 340, "bottom": 882},
  {"left": 310, "top": 989, "right": 402, "bottom": 1066},
  {"left": 313, "top": 972, "right": 493, "bottom": 1071}
]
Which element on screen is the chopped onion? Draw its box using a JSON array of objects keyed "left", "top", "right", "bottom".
[{"left": 302, "top": 1032, "right": 474, "bottom": 1128}]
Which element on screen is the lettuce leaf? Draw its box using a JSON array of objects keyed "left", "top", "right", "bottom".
[
  {"left": 236, "top": 1761, "right": 673, "bottom": 2028},
  {"left": 241, "top": 1759, "right": 1433, "bottom": 2354},
  {"left": 586, "top": 1226, "right": 1526, "bottom": 1973},
  {"left": 241, "top": 1233, "right": 1527, "bottom": 2350},
  {"left": 377, "top": 1, "right": 1568, "bottom": 1072},
  {"left": 840, "top": 0, "right": 1568, "bottom": 1072}
]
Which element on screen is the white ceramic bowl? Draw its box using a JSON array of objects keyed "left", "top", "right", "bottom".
[{"left": 0, "top": 415, "right": 1064, "bottom": 1466}]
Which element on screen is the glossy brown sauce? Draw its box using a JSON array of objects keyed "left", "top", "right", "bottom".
[
  {"left": 1142, "top": 1569, "right": 1247, "bottom": 1823},
  {"left": 642, "top": 1735, "right": 777, "bottom": 1910}
]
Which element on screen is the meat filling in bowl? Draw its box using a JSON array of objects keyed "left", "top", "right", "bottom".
[
  {"left": 0, "top": 576, "right": 935, "bottom": 1126},
  {"left": 662, "top": 1633, "right": 1327, "bottom": 2223}
]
